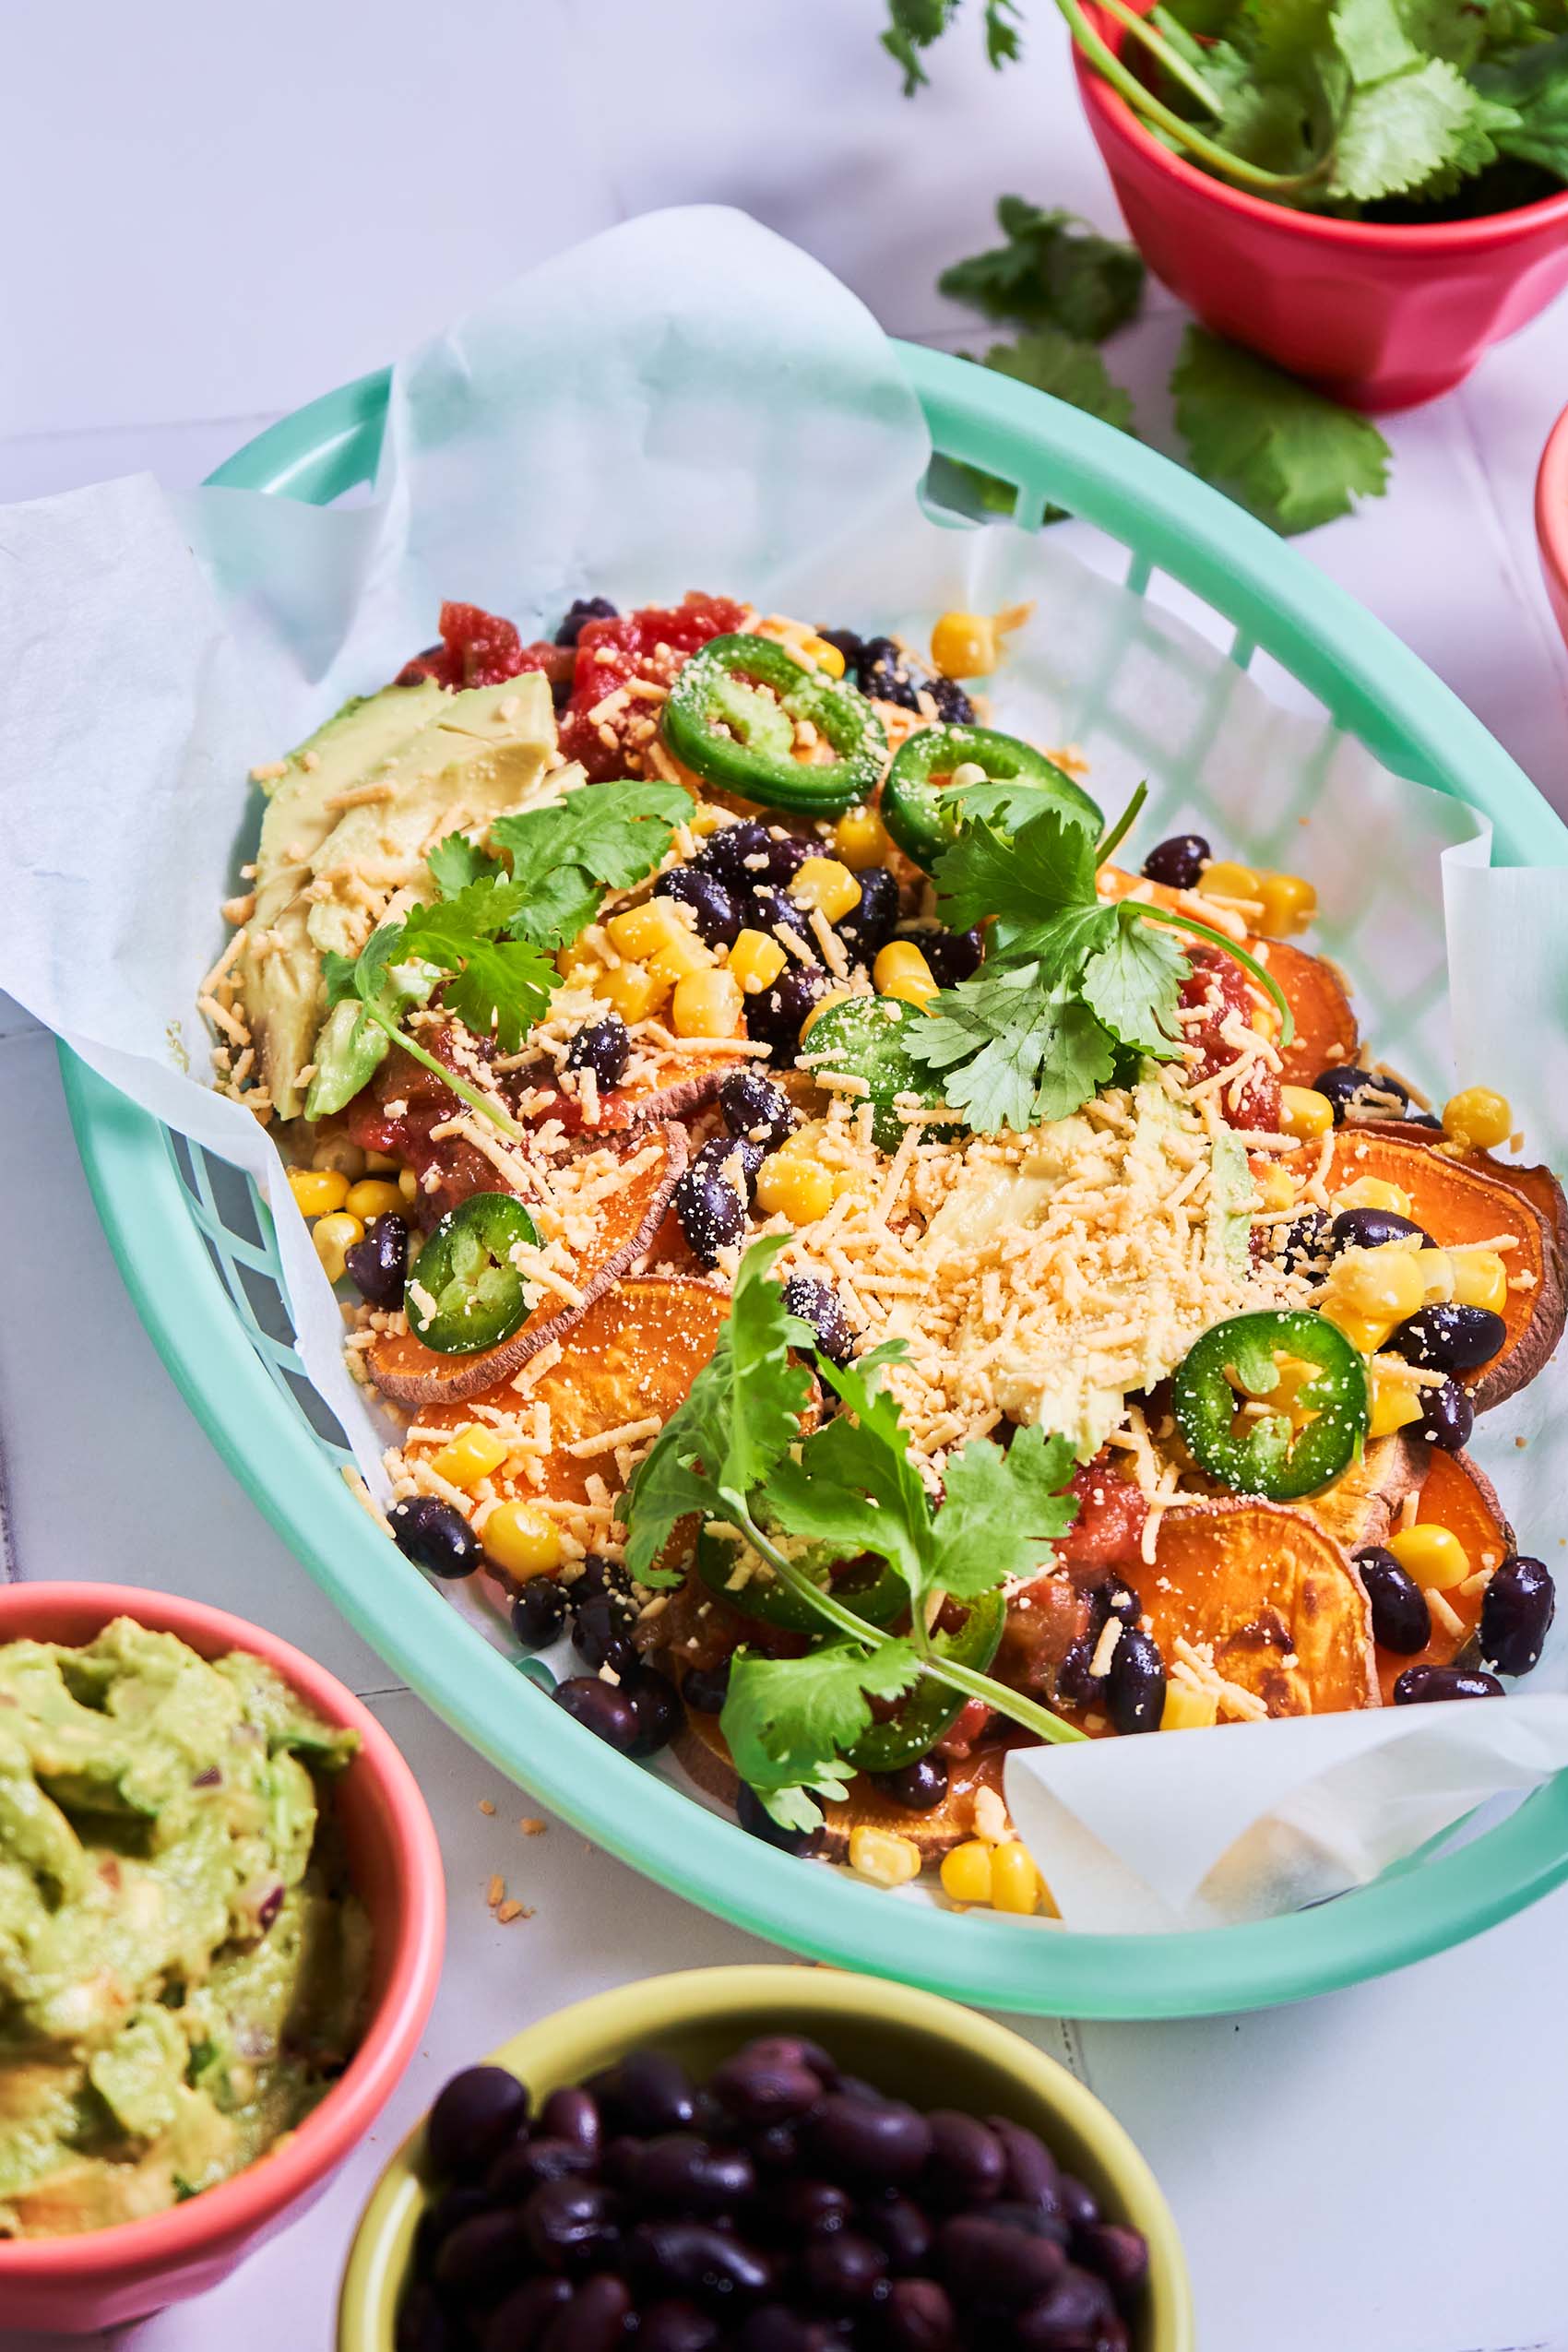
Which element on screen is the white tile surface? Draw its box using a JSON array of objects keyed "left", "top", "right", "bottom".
[{"left": 6, "top": 6, "right": 1568, "bottom": 2347}]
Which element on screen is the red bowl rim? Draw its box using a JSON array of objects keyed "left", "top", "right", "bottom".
[
  {"left": 0, "top": 1581, "right": 445, "bottom": 2287},
  {"left": 1074, "top": 0, "right": 1568, "bottom": 252},
  {"left": 1535, "top": 400, "right": 1568, "bottom": 610}
]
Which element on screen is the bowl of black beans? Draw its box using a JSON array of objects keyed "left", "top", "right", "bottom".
[{"left": 338, "top": 1966, "right": 1191, "bottom": 2352}]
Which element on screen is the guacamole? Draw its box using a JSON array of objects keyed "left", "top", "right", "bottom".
[{"left": 0, "top": 1618, "right": 370, "bottom": 2238}]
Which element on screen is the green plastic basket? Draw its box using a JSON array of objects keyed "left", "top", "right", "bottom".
[{"left": 61, "top": 344, "right": 1568, "bottom": 2018}]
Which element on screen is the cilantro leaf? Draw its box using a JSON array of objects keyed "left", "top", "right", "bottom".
[
  {"left": 427, "top": 832, "right": 500, "bottom": 899},
  {"left": 931, "top": 805, "right": 1100, "bottom": 938},
  {"left": 492, "top": 780, "right": 688, "bottom": 953},
  {"left": 979, "top": 330, "right": 1137, "bottom": 434},
  {"left": 719, "top": 1638, "right": 921, "bottom": 1800},
  {"left": 397, "top": 876, "right": 556, "bottom": 1052},
  {"left": 905, "top": 966, "right": 1121, "bottom": 1134},
  {"left": 940, "top": 198, "right": 1146, "bottom": 340},
  {"left": 1330, "top": 55, "right": 1479, "bottom": 196},
  {"left": 1474, "top": 33, "right": 1568, "bottom": 177},
  {"left": 1080, "top": 914, "right": 1190, "bottom": 1055},
  {"left": 928, "top": 1423, "right": 1080, "bottom": 1598},
  {"left": 1334, "top": 0, "right": 1421, "bottom": 87},
  {"left": 1171, "top": 327, "right": 1391, "bottom": 534},
  {"left": 880, "top": 0, "right": 1023, "bottom": 89},
  {"left": 621, "top": 1239, "right": 815, "bottom": 1584}
]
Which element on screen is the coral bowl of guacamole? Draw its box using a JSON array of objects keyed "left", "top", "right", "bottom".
[{"left": 0, "top": 1586, "right": 444, "bottom": 2334}]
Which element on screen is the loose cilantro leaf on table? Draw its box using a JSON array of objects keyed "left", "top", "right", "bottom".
[
  {"left": 940, "top": 196, "right": 1146, "bottom": 340},
  {"left": 1170, "top": 327, "right": 1392, "bottom": 533},
  {"left": 882, "top": 0, "right": 1024, "bottom": 89}
]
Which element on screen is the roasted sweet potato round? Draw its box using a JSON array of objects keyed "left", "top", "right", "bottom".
[{"left": 1372, "top": 1450, "right": 1516, "bottom": 1704}]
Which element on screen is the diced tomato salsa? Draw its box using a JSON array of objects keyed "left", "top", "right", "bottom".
[
  {"left": 1179, "top": 944, "right": 1281, "bottom": 1133},
  {"left": 559, "top": 593, "right": 745, "bottom": 778}
]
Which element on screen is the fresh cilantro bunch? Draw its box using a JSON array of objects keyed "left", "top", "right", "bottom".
[
  {"left": 901, "top": 786, "right": 1292, "bottom": 1134},
  {"left": 939, "top": 197, "right": 1146, "bottom": 339},
  {"left": 304, "top": 779, "right": 687, "bottom": 1128},
  {"left": 621, "top": 1241, "right": 1084, "bottom": 1830}
]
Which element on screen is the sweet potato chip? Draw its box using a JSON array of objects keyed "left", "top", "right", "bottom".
[
  {"left": 366, "top": 1123, "right": 689, "bottom": 1407},
  {"left": 1263, "top": 939, "right": 1359, "bottom": 1088},
  {"left": 1373, "top": 1449, "right": 1516, "bottom": 1703},
  {"left": 1146, "top": 1498, "right": 1380, "bottom": 1716},
  {"left": 528, "top": 1051, "right": 734, "bottom": 1139},
  {"left": 1362, "top": 1122, "right": 1568, "bottom": 1265},
  {"left": 1315, "top": 1129, "right": 1564, "bottom": 1408},
  {"left": 1306, "top": 1432, "right": 1424, "bottom": 1558}
]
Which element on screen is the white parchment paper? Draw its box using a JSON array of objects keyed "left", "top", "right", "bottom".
[{"left": 3, "top": 205, "right": 1566, "bottom": 1930}]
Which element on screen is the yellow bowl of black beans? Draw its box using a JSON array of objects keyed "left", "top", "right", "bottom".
[{"left": 338, "top": 1964, "right": 1192, "bottom": 2352}]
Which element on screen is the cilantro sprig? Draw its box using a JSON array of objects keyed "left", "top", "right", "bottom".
[
  {"left": 304, "top": 778, "right": 688, "bottom": 1129},
  {"left": 902, "top": 784, "right": 1293, "bottom": 1134},
  {"left": 622, "top": 1244, "right": 1084, "bottom": 1831}
]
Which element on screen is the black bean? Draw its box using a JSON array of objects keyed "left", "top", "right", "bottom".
[
  {"left": 1106, "top": 1625, "right": 1165, "bottom": 1735},
  {"left": 427, "top": 2066, "right": 529, "bottom": 2180},
  {"left": 397, "top": 2282, "right": 457, "bottom": 2352},
  {"left": 510, "top": 1579, "right": 568, "bottom": 1648},
  {"left": 763, "top": 832, "right": 814, "bottom": 885},
  {"left": 1394, "top": 1663, "right": 1504, "bottom": 1704},
  {"left": 628, "top": 2134, "right": 756, "bottom": 2214},
  {"left": 816, "top": 627, "right": 866, "bottom": 671},
  {"left": 742, "top": 2034, "right": 842, "bottom": 2087},
  {"left": 564, "top": 1015, "right": 629, "bottom": 1090},
  {"left": 485, "top": 2133, "right": 594, "bottom": 2201},
  {"left": 656, "top": 865, "right": 744, "bottom": 947},
  {"left": 413, "top": 2183, "right": 493, "bottom": 2271},
  {"left": 719, "top": 1071, "right": 796, "bottom": 1152},
  {"left": 477, "top": 2276, "right": 573, "bottom": 2352},
  {"left": 551, "top": 1676, "right": 642, "bottom": 1752},
  {"left": 780, "top": 1275, "right": 856, "bottom": 1367},
  {"left": 881, "top": 2276, "right": 959, "bottom": 2350},
  {"left": 711, "top": 2050, "right": 823, "bottom": 2128},
  {"left": 522, "top": 2176, "right": 617, "bottom": 2271},
  {"left": 928, "top": 676, "right": 976, "bottom": 724},
  {"left": 434, "top": 2207, "right": 530, "bottom": 2291},
  {"left": 540, "top": 2275, "right": 631, "bottom": 2352},
  {"left": 989, "top": 2201, "right": 1071, "bottom": 2247},
  {"left": 539, "top": 2086, "right": 601, "bottom": 2156},
  {"left": 861, "top": 2194, "right": 932, "bottom": 2271},
  {"left": 638, "top": 2302, "right": 723, "bottom": 2352},
  {"left": 749, "top": 883, "right": 818, "bottom": 956},
  {"left": 910, "top": 925, "right": 983, "bottom": 988},
  {"left": 1414, "top": 1376, "right": 1474, "bottom": 1454},
  {"left": 1089, "top": 1577, "right": 1142, "bottom": 1633},
  {"left": 1075, "top": 2221, "right": 1150, "bottom": 2305},
  {"left": 859, "top": 636, "right": 925, "bottom": 713},
  {"left": 744, "top": 966, "right": 830, "bottom": 1063},
  {"left": 1329, "top": 1207, "right": 1431, "bottom": 1253},
  {"left": 1014, "top": 2266, "right": 1117, "bottom": 2348},
  {"left": 836, "top": 866, "right": 900, "bottom": 965},
  {"left": 682, "top": 1660, "right": 731, "bottom": 1715},
  {"left": 734, "top": 2310, "right": 834, "bottom": 2352},
  {"left": 576, "top": 1553, "right": 635, "bottom": 1604},
  {"left": 802, "top": 2228, "right": 889, "bottom": 2307},
  {"left": 594, "top": 2049, "right": 699, "bottom": 2135},
  {"left": 1053, "top": 1634, "right": 1101, "bottom": 1708},
  {"left": 389, "top": 1495, "right": 481, "bottom": 1581},
  {"left": 625, "top": 1667, "right": 682, "bottom": 1757},
  {"left": 865, "top": 1754, "right": 949, "bottom": 1812},
  {"left": 695, "top": 820, "right": 773, "bottom": 888},
  {"left": 736, "top": 1782, "right": 822, "bottom": 1855},
  {"left": 1277, "top": 1208, "right": 1331, "bottom": 1276},
  {"left": 623, "top": 2219, "right": 773, "bottom": 2303},
  {"left": 1058, "top": 2176, "right": 1100, "bottom": 2231},
  {"left": 1141, "top": 834, "right": 1209, "bottom": 891},
  {"left": 987, "top": 2117, "right": 1063, "bottom": 2212},
  {"left": 695, "top": 1131, "right": 766, "bottom": 1202},
  {"left": 811, "top": 2093, "right": 932, "bottom": 2186},
  {"left": 1313, "top": 1065, "right": 1409, "bottom": 1123},
  {"left": 1353, "top": 1547, "right": 1431, "bottom": 1656},
  {"left": 1385, "top": 1302, "right": 1506, "bottom": 1373},
  {"left": 555, "top": 596, "right": 618, "bottom": 647},
  {"left": 778, "top": 2177, "right": 853, "bottom": 2238},
  {"left": 923, "top": 2111, "right": 1005, "bottom": 2208},
  {"left": 749, "top": 2120, "right": 802, "bottom": 2172},
  {"left": 346, "top": 1212, "right": 410, "bottom": 1309},
  {"left": 672, "top": 1158, "right": 748, "bottom": 1267},
  {"left": 1480, "top": 1554, "right": 1556, "bottom": 1676},
  {"left": 936, "top": 2211, "right": 1066, "bottom": 2310},
  {"left": 572, "top": 1594, "right": 637, "bottom": 1677}
]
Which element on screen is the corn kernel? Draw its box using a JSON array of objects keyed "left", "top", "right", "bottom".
[
  {"left": 345, "top": 1178, "right": 404, "bottom": 1222},
  {"left": 873, "top": 940, "right": 939, "bottom": 1012},
  {"left": 1388, "top": 1523, "right": 1470, "bottom": 1593},
  {"left": 848, "top": 1825, "right": 922, "bottom": 1888},
  {"left": 1279, "top": 1086, "right": 1334, "bottom": 1143},
  {"left": 312, "top": 1211, "right": 363, "bottom": 1284},
  {"left": 430, "top": 1424, "right": 510, "bottom": 1492},
  {"left": 931, "top": 610, "right": 997, "bottom": 678},
  {"left": 989, "top": 1840, "right": 1044, "bottom": 1915},
  {"left": 595, "top": 961, "right": 669, "bottom": 1024},
  {"left": 1334, "top": 1175, "right": 1415, "bottom": 1218},
  {"left": 557, "top": 944, "right": 600, "bottom": 985},
  {"left": 1256, "top": 1164, "right": 1296, "bottom": 1212},
  {"left": 1161, "top": 1681, "right": 1218, "bottom": 1731},
  {"left": 1253, "top": 872, "right": 1317, "bottom": 936},
  {"left": 648, "top": 930, "right": 715, "bottom": 989},
  {"left": 1325, "top": 1245, "right": 1426, "bottom": 1325},
  {"left": 798, "top": 633, "right": 847, "bottom": 679},
  {"left": 671, "top": 968, "right": 743, "bottom": 1039},
  {"left": 1443, "top": 1086, "right": 1512, "bottom": 1151},
  {"left": 288, "top": 1166, "right": 350, "bottom": 1218},
  {"left": 398, "top": 1168, "right": 422, "bottom": 1206},
  {"left": 1415, "top": 1246, "right": 1453, "bottom": 1302},
  {"left": 688, "top": 804, "right": 728, "bottom": 837},
  {"left": 790, "top": 857, "right": 861, "bottom": 923},
  {"left": 728, "top": 928, "right": 789, "bottom": 996},
  {"left": 606, "top": 898, "right": 684, "bottom": 959},
  {"left": 754, "top": 1154, "right": 836, "bottom": 1226},
  {"left": 1319, "top": 1302, "right": 1393, "bottom": 1358},
  {"left": 832, "top": 804, "right": 894, "bottom": 870},
  {"left": 1449, "top": 1247, "right": 1509, "bottom": 1314},
  {"left": 482, "top": 1502, "right": 563, "bottom": 1579},
  {"left": 939, "top": 1840, "right": 995, "bottom": 1906},
  {"left": 1368, "top": 1374, "right": 1423, "bottom": 1439},
  {"left": 1252, "top": 1005, "right": 1279, "bottom": 1039},
  {"left": 798, "top": 987, "right": 854, "bottom": 1044},
  {"left": 1200, "top": 859, "right": 1260, "bottom": 902}
]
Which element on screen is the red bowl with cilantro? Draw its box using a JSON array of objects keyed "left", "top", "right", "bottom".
[{"left": 1075, "top": 0, "right": 1568, "bottom": 410}]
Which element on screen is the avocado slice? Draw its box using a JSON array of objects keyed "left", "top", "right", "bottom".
[
  {"left": 247, "top": 671, "right": 562, "bottom": 1120},
  {"left": 240, "top": 680, "right": 445, "bottom": 1121}
]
